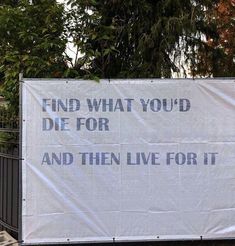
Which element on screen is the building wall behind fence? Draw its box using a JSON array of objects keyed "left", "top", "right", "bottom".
[{"left": 0, "top": 105, "right": 19, "bottom": 239}]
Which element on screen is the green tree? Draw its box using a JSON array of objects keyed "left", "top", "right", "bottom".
[
  {"left": 1, "top": 0, "right": 233, "bottom": 114},
  {"left": 0, "top": 0, "right": 67, "bottom": 113},
  {"left": 67, "top": 0, "right": 219, "bottom": 78}
]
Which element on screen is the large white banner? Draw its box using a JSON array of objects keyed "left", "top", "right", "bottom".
[{"left": 22, "top": 79, "right": 235, "bottom": 244}]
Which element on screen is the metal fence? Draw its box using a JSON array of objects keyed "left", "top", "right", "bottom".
[{"left": 0, "top": 105, "right": 19, "bottom": 240}]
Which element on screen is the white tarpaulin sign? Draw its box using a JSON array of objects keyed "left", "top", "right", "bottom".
[{"left": 21, "top": 79, "right": 235, "bottom": 244}]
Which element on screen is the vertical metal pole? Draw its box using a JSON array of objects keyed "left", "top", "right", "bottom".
[{"left": 18, "top": 73, "right": 23, "bottom": 245}]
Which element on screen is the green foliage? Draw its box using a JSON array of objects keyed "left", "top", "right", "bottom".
[
  {"left": 0, "top": 104, "right": 19, "bottom": 152},
  {"left": 0, "top": 0, "right": 233, "bottom": 115},
  {"left": 66, "top": 0, "right": 219, "bottom": 78},
  {"left": 0, "top": 0, "right": 68, "bottom": 114}
]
